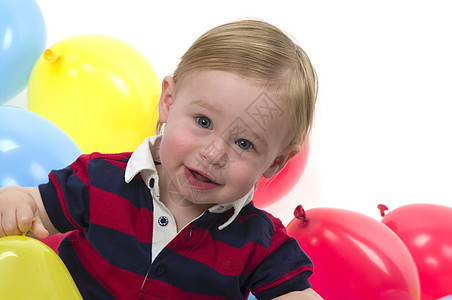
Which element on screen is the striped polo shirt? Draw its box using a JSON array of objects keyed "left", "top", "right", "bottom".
[{"left": 39, "top": 136, "right": 313, "bottom": 299}]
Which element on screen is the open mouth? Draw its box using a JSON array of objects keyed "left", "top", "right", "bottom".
[
  {"left": 184, "top": 167, "right": 220, "bottom": 190},
  {"left": 190, "top": 169, "right": 216, "bottom": 184}
]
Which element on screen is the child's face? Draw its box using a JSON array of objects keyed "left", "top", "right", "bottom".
[{"left": 157, "top": 70, "right": 298, "bottom": 207}]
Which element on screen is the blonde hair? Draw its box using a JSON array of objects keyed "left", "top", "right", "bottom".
[{"left": 156, "top": 19, "right": 317, "bottom": 146}]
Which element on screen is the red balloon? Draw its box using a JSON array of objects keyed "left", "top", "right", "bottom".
[
  {"left": 287, "top": 206, "right": 420, "bottom": 300},
  {"left": 252, "top": 138, "right": 309, "bottom": 208},
  {"left": 381, "top": 204, "right": 452, "bottom": 300}
]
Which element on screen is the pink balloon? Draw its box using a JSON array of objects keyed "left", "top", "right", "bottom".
[
  {"left": 381, "top": 204, "right": 452, "bottom": 300},
  {"left": 252, "top": 138, "right": 309, "bottom": 208},
  {"left": 287, "top": 206, "right": 420, "bottom": 300}
]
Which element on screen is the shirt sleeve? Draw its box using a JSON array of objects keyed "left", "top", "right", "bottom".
[
  {"left": 250, "top": 216, "right": 314, "bottom": 299},
  {"left": 39, "top": 154, "right": 93, "bottom": 233}
]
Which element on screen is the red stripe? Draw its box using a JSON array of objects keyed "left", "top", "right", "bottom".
[
  {"left": 89, "top": 186, "right": 153, "bottom": 243},
  {"left": 265, "top": 212, "right": 294, "bottom": 254},
  {"left": 92, "top": 152, "right": 131, "bottom": 170},
  {"left": 236, "top": 213, "right": 260, "bottom": 224},
  {"left": 166, "top": 225, "right": 267, "bottom": 276},
  {"left": 49, "top": 172, "right": 82, "bottom": 230},
  {"left": 252, "top": 265, "right": 314, "bottom": 295},
  {"left": 70, "top": 155, "right": 91, "bottom": 186},
  {"left": 67, "top": 152, "right": 130, "bottom": 187}
]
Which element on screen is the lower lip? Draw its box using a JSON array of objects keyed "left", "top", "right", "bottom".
[{"left": 184, "top": 167, "right": 220, "bottom": 191}]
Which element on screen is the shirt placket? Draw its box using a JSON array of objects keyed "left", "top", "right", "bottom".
[{"left": 138, "top": 224, "right": 202, "bottom": 299}]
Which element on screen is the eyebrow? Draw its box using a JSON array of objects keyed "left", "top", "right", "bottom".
[
  {"left": 190, "top": 99, "right": 224, "bottom": 114},
  {"left": 251, "top": 131, "right": 269, "bottom": 148}
]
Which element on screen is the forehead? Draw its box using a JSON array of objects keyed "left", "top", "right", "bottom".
[{"left": 176, "top": 70, "right": 281, "bottom": 112}]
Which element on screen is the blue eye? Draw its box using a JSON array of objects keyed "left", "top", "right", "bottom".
[
  {"left": 236, "top": 139, "right": 253, "bottom": 150},
  {"left": 197, "top": 116, "right": 212, "bottom": 129}
]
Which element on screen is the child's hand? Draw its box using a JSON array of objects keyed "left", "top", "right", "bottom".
[{"left": 0, "top": 186, "right": 50, "bottom": 238}]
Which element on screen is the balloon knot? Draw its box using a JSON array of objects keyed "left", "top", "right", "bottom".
[
  {"left": 378, "top": 204, "right": 389, "bottom": 217},
  {"left": 294, "top": 205, "right": 307, "bottom": 223},
  {"left": 43, "top": 48, "right": 61, "bottom": 63}
]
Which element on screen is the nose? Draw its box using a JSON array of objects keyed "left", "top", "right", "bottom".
[{"left": 199, "top": 138, "right": 228, "bottom": 168}]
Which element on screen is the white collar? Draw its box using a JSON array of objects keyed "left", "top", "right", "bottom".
[{"left": 124, "top": 135, "right": 254, "bottom": 230}]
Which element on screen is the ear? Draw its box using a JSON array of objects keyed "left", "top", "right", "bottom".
[
  {"left": 262, "top": 144, "right": 301, "bottom": 178},
  {"left": 158, "top": 75, "right": 176, "bottom": 123}
]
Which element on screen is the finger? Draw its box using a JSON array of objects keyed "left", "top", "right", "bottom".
[
  {"left": 0, "top": 215, "right": 6, "bottom": 237},
  {"left": 30, "top": 215, "right": 49, "bottom": 239},
  {"left": 16, "top": 206, "right": 35, "bottom": 234},
  {"left": 2, "top": 211, "right": 21, "bottom": 236}
]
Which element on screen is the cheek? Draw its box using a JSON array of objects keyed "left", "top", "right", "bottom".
[
  {"left": 160, "top": 127, "right": 198, "bottom": 162},
  {"left": 230, "top": 162, "right": 262, "bottom": 186}
]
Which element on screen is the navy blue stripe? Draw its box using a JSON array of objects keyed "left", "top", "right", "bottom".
[
  {"left": 87, "top": 158, "right": 151, "bottom": 210},
  {"left": 64, "top": 170, "right": 91, "bottom": 228},
  {"left": 149, "top": 249, "right": 246, "bottom": 299},
  {"left": 87, "top": 224, "right": 151, "bottom": 276},
  {"left": 250, "top": 239, "right": 313, "bottom": 290},
  {"left": 39, "top": 178, "right": 74, "bottom": 232},
  {"left": 40, "top": 166, "right": 90, "bottom": 231},
  {"left": 195, "top": 207, "right": 274, "bottom": 249}
]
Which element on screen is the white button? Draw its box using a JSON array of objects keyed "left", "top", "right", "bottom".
[{"left": 158, "top": 216, "right": 169, "bottom": 226}]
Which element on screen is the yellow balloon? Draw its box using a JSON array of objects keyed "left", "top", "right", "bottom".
[
  {"left": 28, "top": 34, "right": 161, "bottom": 154},
  {"left": 0, "top": 236, "right": 82, "bottom": 299}
]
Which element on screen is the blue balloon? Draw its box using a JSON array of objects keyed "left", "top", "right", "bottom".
[
  {"left": 439, "top": 296, "right": 452, "bottom": 300},
  {"left": 0, "top": 106, "right": 82, "bottom": 187},
  {"left": 247, "top": 292, "right": 257, "bottom": 300},
  {"left": 0, "top": 0, "right": 46, "bottom": 104}
]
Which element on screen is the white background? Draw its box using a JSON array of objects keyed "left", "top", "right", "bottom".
[{"left": 6, "top": 0, "right": 452, "bottom": 225}]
